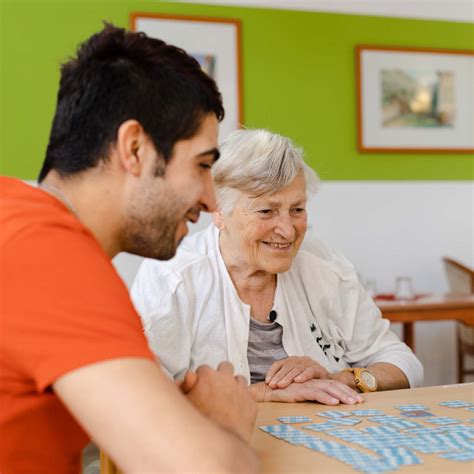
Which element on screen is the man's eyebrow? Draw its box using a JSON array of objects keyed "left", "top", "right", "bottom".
[{"left": 196, "top": 148, "right": 220, "bottom": 162}]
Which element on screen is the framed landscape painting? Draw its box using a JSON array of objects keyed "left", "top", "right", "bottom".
[
  {"left": 356, "top": 45, "right": 474, "bottom": 153},
  {"left": 131, "top": 13, "right": 243, "bottom": 141}
]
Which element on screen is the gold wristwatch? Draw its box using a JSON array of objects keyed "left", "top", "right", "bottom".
[{"left": 344, "top": 368, "right": 378, "bottom": 393}]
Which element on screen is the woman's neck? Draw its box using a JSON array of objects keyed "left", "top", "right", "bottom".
[{"left": 219, "top": 230, "right": 276, "bottom": 322}]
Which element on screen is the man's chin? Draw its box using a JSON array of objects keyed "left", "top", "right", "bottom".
[
  {"left": 130, "top": 246, "right": 177, "bottom": 261},
  {"left": 158, "top": 249, "right": 177, "bottom": 261}
]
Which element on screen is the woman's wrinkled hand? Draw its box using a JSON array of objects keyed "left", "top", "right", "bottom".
[
  {"left": 265, "top": 378, "right": 364, "bottom": 405},
  {"left": 265, "top": 356, "right": 331, "bottom": 389}
]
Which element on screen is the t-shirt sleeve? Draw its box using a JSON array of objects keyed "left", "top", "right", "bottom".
[{"left": 3, "top": 223, "right": 154, "bottom": 392}]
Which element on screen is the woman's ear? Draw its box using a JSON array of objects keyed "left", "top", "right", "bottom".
[{"left": 212, "top": 211, "right": 226, "bottom": 230}]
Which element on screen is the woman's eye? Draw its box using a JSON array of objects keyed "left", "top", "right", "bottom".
[
  {"left": 199, "top": 163, "right": 212, "bottom": 170},
  {"left": 292, "top": 208, "right": 306, "bottom": 214},
  {"left": 258, "top": 209, "right": 272, "bottom": 215}
]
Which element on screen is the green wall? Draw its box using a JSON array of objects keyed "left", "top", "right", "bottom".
[{"left": 1, "top": 0, "right": 472, "bottom": 180}]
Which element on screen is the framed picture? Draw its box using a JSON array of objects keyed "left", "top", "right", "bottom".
[
  {"left": 131, "top": 12, "right": 242, "bottom": 141},
  {"left": 356, "top": 45, "right": 474, "bottom": 153}
]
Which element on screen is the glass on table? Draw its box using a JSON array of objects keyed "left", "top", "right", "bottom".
[{"left": 394, "top": 277, "right": 415, "bottom": 300}]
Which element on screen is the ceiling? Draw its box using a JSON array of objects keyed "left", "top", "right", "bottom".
[{"left": 177, "top": 0, "right": 474, "bottom": 23}]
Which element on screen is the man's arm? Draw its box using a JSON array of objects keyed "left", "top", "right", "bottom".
[
  {"left": 331, "top": 362, "right": 410, "bottom": 391},
  {"left": 53, "top": 358, "right": 258, "bottom": 473},
  {"left": 179, "top": 362, "right": 257, "bottom": 442}
]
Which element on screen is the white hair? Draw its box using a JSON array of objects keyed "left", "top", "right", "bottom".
[{"left": 213, "top": 129, "right": 319, "bottom": 214}]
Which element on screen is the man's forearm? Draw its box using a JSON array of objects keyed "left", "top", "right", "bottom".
[{"left": 212, "top": 429, "right": 260, "bottom": 474}]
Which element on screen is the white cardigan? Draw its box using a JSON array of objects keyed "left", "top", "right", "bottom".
[{"left": 131, "top": 225, "right": 423, "bottom": 387}]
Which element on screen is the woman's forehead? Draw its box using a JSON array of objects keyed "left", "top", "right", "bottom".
[{"left": 241, "top": 191, "right": 307, "bottom": 210}]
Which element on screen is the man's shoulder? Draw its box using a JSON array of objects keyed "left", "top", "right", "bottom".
[{"left": 1, "top": 178, "right": 88, "bottom": 246}]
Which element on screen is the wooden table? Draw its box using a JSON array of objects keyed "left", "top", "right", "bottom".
[
  {"left": 375, "top": 293, "right": 474, "bottom": 351},
  {"left": 252, "top": 383, "right": 474, "bottom": 473}
]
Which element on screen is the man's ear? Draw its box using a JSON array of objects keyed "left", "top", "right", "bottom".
[
  {"left": 212, "top": 210, "right": 226, "bottom": 230},
  {"left": 116, "top": 120, "right": 149, "bottom": 177}
]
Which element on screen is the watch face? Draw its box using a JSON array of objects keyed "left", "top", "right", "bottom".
[{"left": 361, "top": 370, "right": 377, "bottom": 389}]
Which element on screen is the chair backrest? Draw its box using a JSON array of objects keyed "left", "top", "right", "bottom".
[
  {"left": 442, "top": 257, "right": 474, "bottom": 294},
  {"left": 99, "top": 450, "right": 121, "bottom": 474}
]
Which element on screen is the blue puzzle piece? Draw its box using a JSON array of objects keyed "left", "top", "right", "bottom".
[
  {"left": 439, "top": 400, "right": 473, "bottom": 408},
  {"left": 374, "top": 447, "right": 423, "bottom": 466},
  {"left": 439, "top": 450, "right": 474, "bottom": 462},
  {"left": 425, "top": 417, "right": 461, "bottom": 426},
  {"left": 277, "top": 416, "right": 312, "bottom": 424}
]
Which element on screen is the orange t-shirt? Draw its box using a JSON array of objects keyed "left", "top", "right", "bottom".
[{"left": 0, "top": 177, "right": 155, "bottom": 474}]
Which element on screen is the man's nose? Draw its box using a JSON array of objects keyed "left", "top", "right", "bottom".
[{"left": 199, "top": 173, "right": 217, "bottom": 213}]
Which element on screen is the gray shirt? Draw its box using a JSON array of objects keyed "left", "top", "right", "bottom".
[{"left": 247, "top": 317, "right": 289, "bottom": 384}]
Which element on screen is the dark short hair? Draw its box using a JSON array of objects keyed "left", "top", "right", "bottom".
[{"left": 38, "top": 23, "right": 224, "bottom": 181}]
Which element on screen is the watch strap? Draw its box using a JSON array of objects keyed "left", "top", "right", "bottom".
[{"left": 343, "top": 367, "right": 377, "bottom": 393}]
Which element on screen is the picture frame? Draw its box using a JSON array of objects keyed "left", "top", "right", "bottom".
[
  {"left": 131, "top": 12, "right": 243, "bottom": 141},
  {"left": 356, "top": 45, "right": 474, "bottom": 153}
]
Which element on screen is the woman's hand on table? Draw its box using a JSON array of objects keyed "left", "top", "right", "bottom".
[
  {"left": 265, "top": 356, "right": 331, "bottom": 389},
  {"left": 251, "top": 378, "right": 364, "bottom": 405}
]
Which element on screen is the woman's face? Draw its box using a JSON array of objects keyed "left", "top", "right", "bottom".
[{"left": 221, "top": 174, "right": 308, "bottom": 274}]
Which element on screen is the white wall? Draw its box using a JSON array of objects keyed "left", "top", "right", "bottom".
[
  {"left": 113, "top": 180, "right": 474, "bottom": 387},
  {"left": 309, "top": 181, "right": 473, "bottom": 294}
]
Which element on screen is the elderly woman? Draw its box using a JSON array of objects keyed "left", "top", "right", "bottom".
[{"left": 131, "top": 129, "right": 423, "bottom": 405}]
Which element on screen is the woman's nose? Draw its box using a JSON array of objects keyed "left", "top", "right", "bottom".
[{"left": 274, "top": 214, "right": 294, "bottom": 240}]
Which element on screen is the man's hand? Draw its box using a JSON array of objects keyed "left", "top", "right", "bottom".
[
  {"left": 54, "top": 359, "right": 259, "bottom": 473},
  {"left": 179, "top": 362, "right": 257, "bottom": 442},
  {"left": 265, "top": 356, "right": 330, "bottom": 389},
  {"left": 252, "top": 378, "right": 364, "bottom": 405}
]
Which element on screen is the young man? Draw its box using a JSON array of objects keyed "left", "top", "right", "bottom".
[{"left": 0, "top": 24, "right": 258, "bottom": 474}]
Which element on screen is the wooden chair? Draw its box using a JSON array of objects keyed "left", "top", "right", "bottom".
[
  {"left": 81, "top": 443, "right": 119, "bottom": 474},
  {"left": 442, "top": 257, "right": 474, "bottom": 383},
  {"left": 99, "top": 450, "right": 121, "bottom": 474}
]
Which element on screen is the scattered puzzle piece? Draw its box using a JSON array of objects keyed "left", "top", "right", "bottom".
[
  {"left": 399, "top": 410, "right": 433, "bottom": 418},
  {"left": 425, "top": 417, "right": 461, "bottom": 426},
  {"left": 352, "top": 409, "right": 385, "bottom": 417},
  {"left": 277, "top": 416, "right": 311, "bottom": 424},
  {"left": 395, "top": 404, "right": 429, "bottom": 411},
  {"left": 367, "top": 415, "right": 422, "bottom": 430},
  {"left": 439, "top": 450, "right": 474, "bottom": 462},
  {"left": 374, "top": 447, "right": 423, "bottom": 466},
  {"left": 303, "top": 421, "right": 342, "bottom": 432},
  {"left": 439, "top": 400, "right": 473, "bottom": 408},
  {"left": 331, "top": 417, "right": 362, "bottom": 426},
  {"left": 317, "top": 410, "right": 352, "bottom": 419}
]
